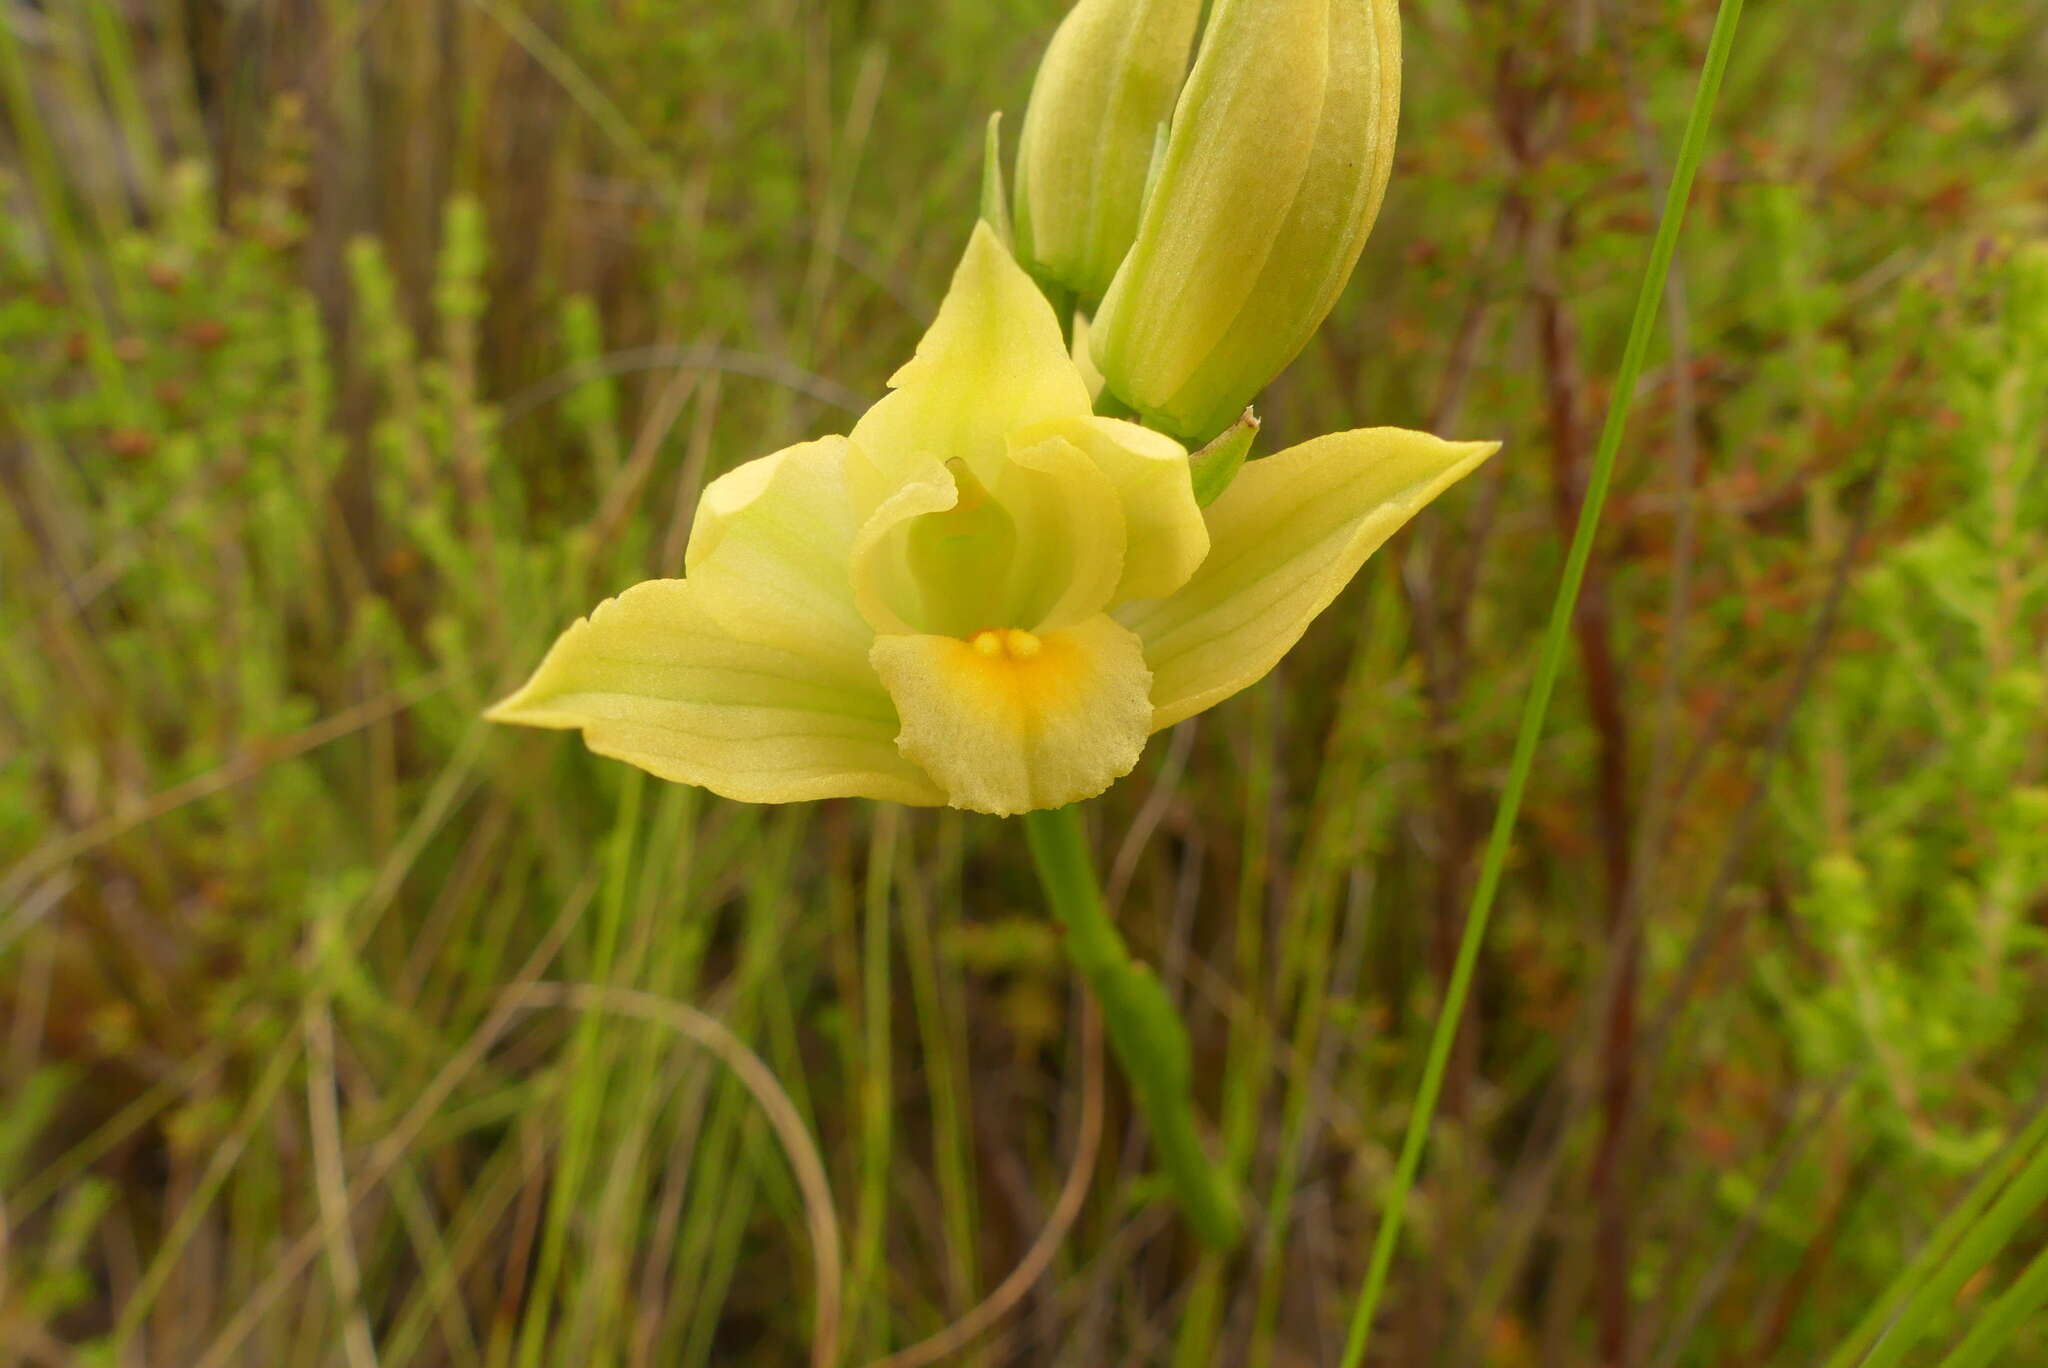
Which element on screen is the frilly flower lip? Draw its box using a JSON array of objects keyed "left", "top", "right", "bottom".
[{"left": 488, "top": 223, "right": 1496, "bottom": 816}]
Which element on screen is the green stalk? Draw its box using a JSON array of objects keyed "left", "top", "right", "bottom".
[
  {"left": 1021, "top": 804, "right": 1241, "bottom": 1250},
  {"left": 1336, "top": 2, "right": 1746, "bottom": 1362}
]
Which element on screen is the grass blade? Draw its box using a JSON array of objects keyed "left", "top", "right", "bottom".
[
  {"left": 1336, "top": 2, "right": 1747, "bottom": 1361},
  {"left": 1821, "top": 1094, "right": 2048, "bottom": 1368},
  {"left": 1851, "top": 1113, "right": 2048, "bottom": 1368}
]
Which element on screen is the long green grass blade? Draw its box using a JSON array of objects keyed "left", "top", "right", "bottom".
[{"left": 1336, "top": 3, "right": 1747, "bottom": 1361}]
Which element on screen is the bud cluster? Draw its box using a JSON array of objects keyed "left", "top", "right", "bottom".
[{"left": 1013, "top": 0, "right": 1403, "bottom": 446}]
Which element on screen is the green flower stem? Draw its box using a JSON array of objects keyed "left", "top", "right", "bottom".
[
  {"left": 1337, "top": 1, "right": 1745, "bottom": 1363},
  {"left": 1022, "top": 804, "right": 1242, "bottom": 1250}
]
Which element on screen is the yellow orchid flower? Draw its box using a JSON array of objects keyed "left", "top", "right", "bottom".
[{"left": 489, "top": 223, "right": 1495, "bottom": 816}]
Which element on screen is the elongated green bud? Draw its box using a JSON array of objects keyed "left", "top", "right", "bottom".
[
  {"left": 1014, "top": 0, "right": 1203, "bottom": 305},
  {"left": 1091, "top": 0, "right": 1401, "bottom": 444}
]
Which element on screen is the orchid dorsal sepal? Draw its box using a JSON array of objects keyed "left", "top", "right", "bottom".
[
  {"left": 1188, "top": 406, "right": 1259, "bottom": 507},
  {"left": 979, "top": 111, "right": 1014, "bottom": 249},
  {"left": 488, "top": 222, "right": 1496, "bottom": 818}
]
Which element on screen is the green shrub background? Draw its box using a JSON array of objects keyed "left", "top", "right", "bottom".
[{"left": 3, "top": 2, "right": 2047, "bottom": 1363}]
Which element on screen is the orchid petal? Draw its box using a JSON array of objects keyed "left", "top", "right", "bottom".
[
  {"left": 1020, "top": 414, "right": 1208, "bottom": 603},
  {"left": 847, "top": 458, "right": 968, "bottom": 638},
  {"left": 683, "top": 436, "right": 871, "bottom": 659},
  {"left": 849, "top": 435, "right": 1126, "bottom": 638},
  {"left": 997, "top": 433, "right": 1127, "bottom": 631}
]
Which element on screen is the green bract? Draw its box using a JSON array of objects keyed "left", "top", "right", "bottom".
[
  {"left": 1091, "top": 0, "right": 1402, "bottom": 445},
  {"left": 489, "top": 225, "right": 1492, "bottom": 816},
  {"left": 1013, "top": 0, "right": 1202, "bottom": 305}
]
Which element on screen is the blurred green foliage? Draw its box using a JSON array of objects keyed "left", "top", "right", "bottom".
[{"left": 3, "top": 1, "right": 2048, "bottom": 1365}]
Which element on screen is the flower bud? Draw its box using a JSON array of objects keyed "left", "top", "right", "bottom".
[
  {"left": 1091, "top": 0, "right": 1401, "bottom": 444},
  {"left": 1013, "top": 0, "right": 1203, "bottom": 305}
]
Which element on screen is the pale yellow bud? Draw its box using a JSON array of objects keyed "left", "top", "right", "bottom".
[
  {"left": 1091, "top": 0, "right": 1402, "bottom": 444},
  {"left": 1014, "top": 0, "right": 1203, "bottom": 305}
]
